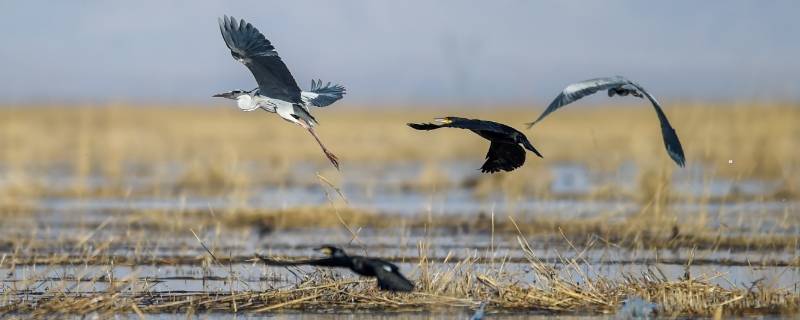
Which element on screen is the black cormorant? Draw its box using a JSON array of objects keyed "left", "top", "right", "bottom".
[
  {"left": 258, "top": 245, "right": 415, "bottom": 292},
  {"left": 408, "top": 117, "right": 542, "bottom": 173}
]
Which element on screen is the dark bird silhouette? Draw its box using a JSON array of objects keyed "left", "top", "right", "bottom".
[
  {"left": 408, "top": 117, "right": 542, "bottom": 173},
  {"left": 527, "top": 76, "right": 685, "bottom": 167},
  {"left": 258, "top": 245, "right": 414, "bottom": 292}
]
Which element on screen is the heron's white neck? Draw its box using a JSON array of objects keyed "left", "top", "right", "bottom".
[{"left": 236, "top": 95, "right": 259, "bottom": 111}]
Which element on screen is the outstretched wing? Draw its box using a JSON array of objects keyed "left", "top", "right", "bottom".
[
  {"left": 481, "top": 142, "right": 526, "bottom": 173},
  {"left": 408, "top": 118, "right": 517, "bottom": 135},
  {"left": 302, "top": 79, "right": 346, "bottom": 108},
  {"left": 407, "top": 122, "right": 443, "bottom": 130},
  {"left": 527, "top": 76, "right": 629, "bottom": 127},
  {"left": 219, "top": 16, "right": 302, "bottom": 103},
  {"left": 368, "top": 261, "right": 415, "bottom": 292},
  {"left": 628, "top": 83, "right": 686, "bottom": 167},
  {"left": 258, "top": 256, "right": 349, "bottom": 268}
]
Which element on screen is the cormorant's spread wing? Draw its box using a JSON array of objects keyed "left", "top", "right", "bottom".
[
  {"left": 369, "top": 261, "right": 415, "bottom": 292},
  {"left": 445, "top": 119, "right": 515, "bottom": 133},
  {"left": 219, "top": 16, "right": 302, "bottom": 103},
  {"left": 481, "top": 142, "right": 526, "bottom": 173},
  {"left": 302, "top": 79, "right": 346, "bottom": 108},
  {"left": 408, "top": 118, "right": 516, "bottom": 135},
  {"left": 407, "top": 122, "right": 443, "bottom": 130},
  {"left": 258, "top": 256, "right": 350, "bottom": 268},
  {"left": 527, "top": 76, "right": 630, "bottom": 127},
  {"left": 628, "top": 83, "right": 686, "bottom": 167}
]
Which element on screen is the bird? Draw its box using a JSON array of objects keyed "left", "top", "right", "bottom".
[
  {"left": 526, "top": 76, "right": 685, "bottom": 167},
  {"left": 213, "top": 15, "right": 345, "bottom": 170},
  {"left": 258, "top": 245, "right": 415, "bottom": 292},
  {"left": 407, "top": 117, "right": 542, "bottom": 173}
]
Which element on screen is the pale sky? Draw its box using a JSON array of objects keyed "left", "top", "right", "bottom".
[{"left": 1, "top": 1, "right": 799, "bottom": 105}]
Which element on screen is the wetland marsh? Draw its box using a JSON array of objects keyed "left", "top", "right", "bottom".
[{"left": 0, "top": 105, "right": 797, "bottom": 318}]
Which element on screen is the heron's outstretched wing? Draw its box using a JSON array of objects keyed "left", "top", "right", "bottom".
[
  {"left": 302, "top": 79, "right": 346, "bottom": 108},
  {"left": 628, "top": 83, "right": 686, "bottom": 167},
  {"left": 258, "top": 256, "right": 350, "bottom": 268},
  {"left": 527, "top": 76, "right": 629, "bottom": 127},
  {"left": 481, "top": 142, "right": 526, "bottom": 173},
  {"left": 368, "top": 261, "right": 415, "bottom": 292},
  {"left": 219, "top": 16, "right": 302, "bottom": 103},
  {"left": 529, "top": 76, "right": 686, "bottom": 167}
]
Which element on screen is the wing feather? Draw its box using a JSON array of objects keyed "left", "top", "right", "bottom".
[
  {"left": 529, "top": 76, "right": 686, "bottom": 167},
  {"left": 219, "top": 16, "right": 302, "bottom": 103},
  {"left": 301, "top": 79, "right": 346, "bottom": 108},
  {"left": 408, "top": 118, "right": 516, "bottom": 135},
  {"left": 369, "top": 261, "right": 415, "bottom": 292},
  {"left": 527, "top": 76, "right": 629, "bottom": 127},
  {"left": 258, "top": 256, "right": 350, "bottom": 268},
  {"left": 628, "top": 83, "right": 686, "bottom": 167},
  {"left": 481, "top": 142, "right": 526, "bottom": 173},
  {"left": 407, "top": 122, "right": 443, "bottom": 130}
]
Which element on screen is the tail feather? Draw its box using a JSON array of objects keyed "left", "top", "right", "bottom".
[{"left": 302, "top": 79, "right": 346, "bottom": 108}]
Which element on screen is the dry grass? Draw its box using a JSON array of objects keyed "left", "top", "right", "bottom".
[
  {"left": 1, "top": 205, "right": 795, "bottom": 260},
  {"left": 0, "top": 103, "right": 797, "bottom": 198},
  {"left": 0, "top": 233, "right": 797, "bottom": 318}
]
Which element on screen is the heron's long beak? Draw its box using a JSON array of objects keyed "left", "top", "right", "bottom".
[{"left": 212, "top": 93, "right": 229, "bottom": 98}]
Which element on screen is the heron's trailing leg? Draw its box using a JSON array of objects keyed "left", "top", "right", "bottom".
[
  {"left": 307, "top": 127, "right": 340, "bottom": 170},
  {"left": 298, "top": 120, "right": 339, "bottom": 170}
]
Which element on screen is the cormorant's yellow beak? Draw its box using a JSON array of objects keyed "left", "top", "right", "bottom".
[
  {"left": 318, "top": 247, "right": 332, "bottom": 255},
  {"left": 434, "top": 118, "right": 452, "bottom": 124}
]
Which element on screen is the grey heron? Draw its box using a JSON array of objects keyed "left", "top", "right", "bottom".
[
  {"left": 408, "top": 117, "right": 542, "bottom": 173},
  {"left": 526, "top": 76, "right": 686, "bottom": 167},
  {"left": 258, "top": 245, "right": 415, "bottom": 292},
  {"left": 213, "top": 15, "right": 345, "bottom": 170}
]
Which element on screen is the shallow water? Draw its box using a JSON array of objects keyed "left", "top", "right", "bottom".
[
  {"left": 13, "top": 161, "right": 794, "bottom": 236},
  {"left": 0, "top": 161, "right": 797, "bottom": 317}
]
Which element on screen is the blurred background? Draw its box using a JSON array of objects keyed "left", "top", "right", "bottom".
[{"left": 2, "top": 0, "right": 800, "bottom": 105}]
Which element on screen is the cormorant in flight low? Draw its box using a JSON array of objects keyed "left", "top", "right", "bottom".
[
  {"left": 527, "top": 76, "right": 685, "bottom": 167},
  {"left": 408, "top": 117, "right": 542, "bottom": 173},
  {"left": 213, "top": 15, "right": 345, "bottom": 170},
  {"left": 258, "top": 245, "right": 415, "bottom": 292}
]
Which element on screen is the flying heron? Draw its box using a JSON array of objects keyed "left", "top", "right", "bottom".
[
  {"left": 213, "top": 15, "right": 345, "bottom": 170},
  {"left": 527, "top": 76, "right": 685, "bottom": 167},
  {"left": 258, "top": 245, "right": 415, "bottom": 292},
  {"left": 408, "top": 117, "right": 542, "bottom": 173}
]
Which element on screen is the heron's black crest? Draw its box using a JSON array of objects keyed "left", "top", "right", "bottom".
[{"left": 408, "top": 117, "right": 542, "bottom": 173}]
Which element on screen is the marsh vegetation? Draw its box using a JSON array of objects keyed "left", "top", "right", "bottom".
[{"left": 0, "top": 104, "right": 797, "bottom": 318}]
